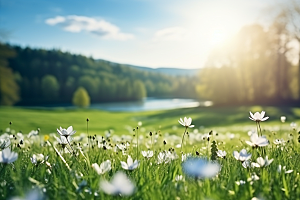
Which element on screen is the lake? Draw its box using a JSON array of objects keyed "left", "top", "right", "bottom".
[
  {"left": 21, "top": 98, "right": 212, "bottom": 112},
  {"left": 88, "top": 98, "right": 212, "bottom": 112}
]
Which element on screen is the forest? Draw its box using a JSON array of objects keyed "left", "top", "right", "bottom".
[
  {"left": 0, "top": 43, "right": 198, "bottom": 106},
  {"left": 196, "top": 3, "right": 300, "bottom": 106}
]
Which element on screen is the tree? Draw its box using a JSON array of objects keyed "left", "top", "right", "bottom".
[
  {"left": 72, "top": 87, "right": 90, "bottom": 107},
  {"left": 0, "top": 66, "right": 20, "bottom": 105},
  {"left": 41, "top": 75, "right": 60, "bottom": 101},
  {"left": 196, "top": 23, "right": 295, "bottom": 105},
  {"left": 145, "top": 80, "right": 155, "bottom": 96},
  {"left": 64, "top": 76, "right": 76, "bottom": 101},
  {"left": 265, "top": 0, "right": 300, "bottom": 101},
  {"left": 78, "top": 76, "right": 98, "bottom": 101},
  {"left": 100, "top": 78, "right": 116, "bottom": 101},
  {"left": 282, "top": 0, "right": 300, "bottom": 101},
  {"left": 132, "top": 80, "right": 147, "bottom": 100},
  {"left": 121, "top": 79, "right": 133, "bottom": 101},
  {"left": 0, "top": 43, "right": 19, "bottom": 105},
  {"left": 3, "top": 43, "right": 198, "bottom": 105}
]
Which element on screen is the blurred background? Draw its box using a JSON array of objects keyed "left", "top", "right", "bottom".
[{"left": 0, "top": 0, "right": 299, "bottom": 108}]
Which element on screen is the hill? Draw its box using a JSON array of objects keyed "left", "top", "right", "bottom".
[
  {"left": 0, "top": 43, "right": 198, "bottom": 106},
  {"left": 124, "top": 64, "right": 200, "bottom": 77},
  {"left": 96, "top": 59, "right": 200, "bottom": 77}
]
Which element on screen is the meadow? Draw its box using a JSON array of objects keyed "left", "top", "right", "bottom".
[
  {"left": 0, "top": 106, "right": 300, "bottom": 200},
  {"left": 1, "top": 106, "right": 300, "bottom": 136}
]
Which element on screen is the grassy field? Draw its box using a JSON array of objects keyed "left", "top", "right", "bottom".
[
  {"left": 1, "top": 106, "right": 300, "bottom": 137},
  {"left": 1, "top": 105, "right": 300, "bottom": 200}
]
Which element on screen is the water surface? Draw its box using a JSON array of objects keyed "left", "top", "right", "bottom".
[
  {"left": 89, "top": 98, "right": 211, "bottom": 112},
  {"left": 20, "top": 98, "right": 212, "bottom": 112}
]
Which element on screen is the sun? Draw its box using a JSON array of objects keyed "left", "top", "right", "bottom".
[
  {"left": 206, "top": 13, "right": 242, "bottom": 47},
  {"left": 182, "top": 1, "right": 248, "bottom": 48},
  {"left": 210, "top": 28, "right": 228, "bottom": 46}
]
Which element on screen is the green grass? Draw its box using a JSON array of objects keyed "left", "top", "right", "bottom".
[
  {"left": 1, "top": 106, "right": 300, "bottom": 199},
  {"left": 1, "top": 106, "right": 300, "bottom": 137}
]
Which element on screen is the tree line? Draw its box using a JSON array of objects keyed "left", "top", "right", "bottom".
[
  {"left": 196, "top": 1, "right": 300, "bottom": 106},
  {"left": 0, "top": 43, "right": 198, "bottom": 106}
]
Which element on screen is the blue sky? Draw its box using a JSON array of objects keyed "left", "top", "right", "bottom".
[{"left": 0, "top": 0, "right": 283, "bottom": 68}]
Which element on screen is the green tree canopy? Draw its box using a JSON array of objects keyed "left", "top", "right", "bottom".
[
  {"left": 0, "top": 66, "right": 20, "bottom": 105},
  {"left": 132, "top": 80, "right": 147, "bottom": 100},
  {"left": 3, "top": 43, "right": 200, "bottom": 105},
  {"left": 78, "top": 76, "right": 98, "bottom": 100},
  {"left": 72, "top": 87, "right": 90, "bottom": 107},
  {"left": 41, "top": 75, "right": 60, "bottom": 101},
  {"left": 196, "top": 23, "right": 298, "bottom": 105},
  {"left": 0, "top": 43, "right": 19, "bottom": 105}
]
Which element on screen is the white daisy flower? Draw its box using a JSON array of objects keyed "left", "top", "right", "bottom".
[
  {"left": 100, "top": 171, "right": 135, "bottom": 196},
  {"left": 92, "top": 160, "right": 111, "bottom": 175},
  {"left": 178, "top": 117, "right": 194, "bottom": 128},
  {"left": 249, "top": 111, "right": 269, "bottom": 122},
  {"left": 120, "top": 155, "right": 139, "bottom": 170}
]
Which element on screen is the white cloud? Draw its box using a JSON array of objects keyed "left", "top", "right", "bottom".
[
  {"left": 45, "top": 15, "right": 134, "bottom": 40},
  {"left": 46, "top": 16, "right": 65, "bottom": 25},
  {"left": 153, "top": 27, "right": 187, "bottom": 42}
]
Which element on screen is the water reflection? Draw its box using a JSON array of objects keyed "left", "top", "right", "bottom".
[{"left": 90, "top": 98, "right": 212, "bottom": 112}]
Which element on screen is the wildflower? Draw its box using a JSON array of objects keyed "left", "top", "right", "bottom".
[
  {"left": 55, "top": 135, "right": 71, "bottom": 145},
  {"left": 280, "top": 116, "right": 286, "bottom": 123},
  {"left": 116, "top": 143, "right": 127, "bottom": 151},
  {"left": 28, "top": 130, "right": 39, "bottom": 138},
  {"left": 141, "top": 150, "right": 153, "bottom": 158},
  {"left": 0, "top": 138, "right": 11, "bottom": 150},
  {"left": 249, "top": 111, "right": 269, "bottom": 122},
  {"left": 245, "top": 133, "right": 269, "bottom": 147},
  {"left": 247, "top": 173, "right": 260, "bottom": 184},
  {"left": 175, "top": 175, "right": 184, "bottom": 182},
  {"left": 12, "top": 132, "right": 24, "bottom": 145},
  {"left": 30, "top": 154, "right": 48, "bottom": 165},
  {"left": 157, "top": 151, "right": 178, "bottom": 164},
  {"left": 57, "top": 126, "right": 76, "bottom": 137},
  {"left": 217, "top": 150, "right": 226, "bottom": 158},
  {"left": 235, "top": 180, "right": 246, "bottom": 185},
  {"left": 105, "top": 130, "right": 112, "bottom": 138},
  {"left": 0, "top": 148, "right": 18, "bottom": 163},
  {"left": 241, "top": 160, "right": 260, "bottom": 168},
  {"left": 277, "top": 165, "right": 293, "bottom": 174},
  {"left": 92, "top": 160, "right": 111, "bottom": 175},
  {"left": 290, "top": 122, "right": 297, "bottom": 129},
  {"left": 273, "top": 139, "right": 285, "bottom": 145},
  {"left": 178, "top": 117, "right": 194, "bottom": 128},
  {"left": 233, "top": 149, "right": 251, "bottom": 162},
  {"left": 17, "top": 132, "right": 24, "bottom": 140},
  {"left": 157, "top": 151, "right": 167, "bottom": 164},
  {"left": 120, "top": 155, "right": 139, "bottom": 170},
  {"left": 44, "top": 135, "right": 50, "bottom": 141},
  {"left": 242, "top": 160, "right": 251, "bottom": 168},
  {"left": 100, "top": 171, "right": 135, "bottom": 196},
  {"left": 178, "top": 117, "right": 194, "bottom": 152},
  {"left": 254, "top": 156, "right": 273, "bottom": 167},
  {"left": 10, "top": 188, "right": 44, "bottom": 200},
  {"left": 182, "top": 157, "right": 220, "bottom": 179}
]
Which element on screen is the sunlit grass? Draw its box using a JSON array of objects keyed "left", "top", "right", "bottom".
[
  {"left": 1, "top": 106, "right": 300, "bottom": 136},
  {"left": 0, "top": 106, "right": 300, "bottom": 199}
]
